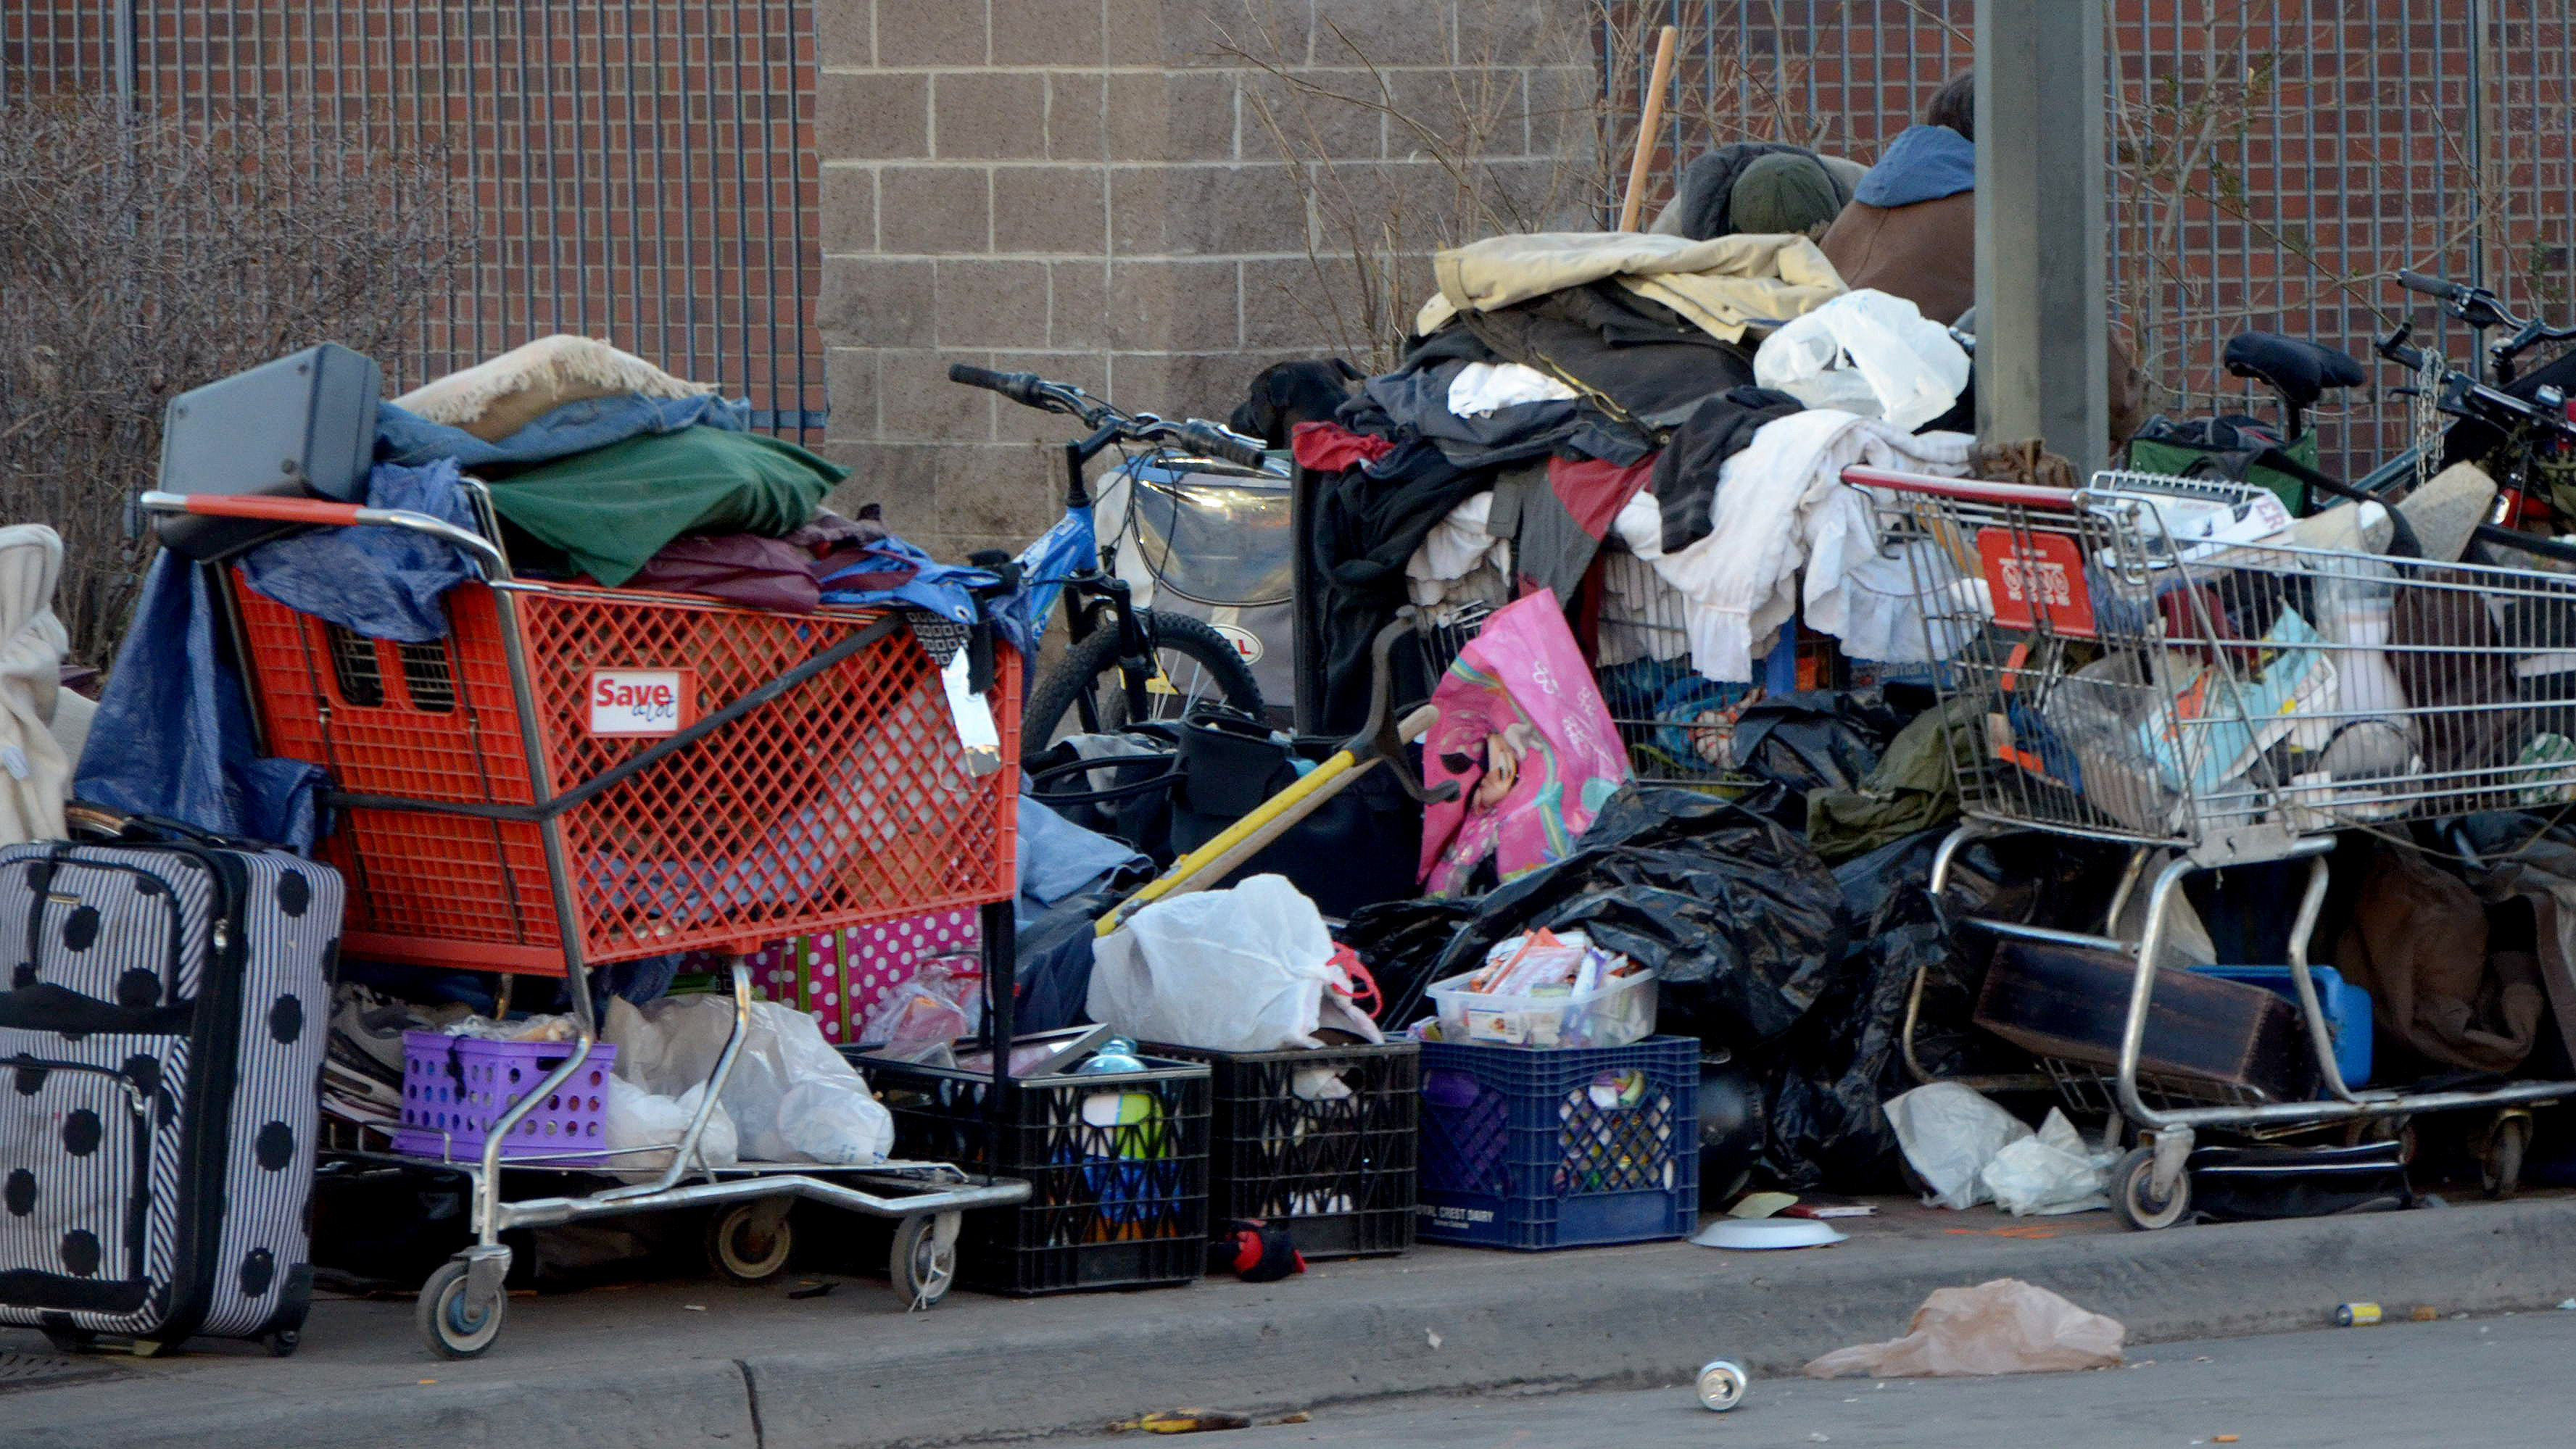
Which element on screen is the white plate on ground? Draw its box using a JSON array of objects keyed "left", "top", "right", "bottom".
[{"left": 1691, "top": 1217, "right": 1847, "bottom": 1250}]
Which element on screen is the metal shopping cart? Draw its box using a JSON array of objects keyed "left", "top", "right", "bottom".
[
  {"left": 1586, "top": 533, "right": 1833, "bottom": 791},
  {"left": 141, "top": 487, "right": 1032, "bottom": 1354},
  {"left": 1855, "top": 465, "right": 2576, "bottom": 1228}
]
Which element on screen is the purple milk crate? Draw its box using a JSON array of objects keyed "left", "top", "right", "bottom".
[{"left": 392, "top": 1031, "right": 618, "bottom": 1166}]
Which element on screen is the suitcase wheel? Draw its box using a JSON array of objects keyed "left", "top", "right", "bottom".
[{"left": 267, "top": 1329, "right": 301, "bottom": 1358}]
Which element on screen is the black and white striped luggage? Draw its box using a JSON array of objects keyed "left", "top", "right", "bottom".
[{"left": 0, "top": 816, "right": 342, "bottom": 1355}]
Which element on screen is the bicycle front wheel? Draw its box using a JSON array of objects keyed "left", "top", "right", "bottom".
[{"left": 1022, "top": 610, "right": 1264, "bottom": 756}]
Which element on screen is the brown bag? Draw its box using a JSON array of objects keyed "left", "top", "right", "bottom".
[{"left": 2335, "top": 842, "right": 2543, "bottom": 1075}]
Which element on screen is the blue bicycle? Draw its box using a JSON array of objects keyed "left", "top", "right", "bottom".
[{"left": 949, "top": 365, "right": 1272, "bottom": 756}]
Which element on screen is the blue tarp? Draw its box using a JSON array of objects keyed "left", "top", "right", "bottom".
[
  {"left": 237, "top": 458, "right": 479, "bottom": 643},
  {"left": 375, "top": 393, "right": 750, "bottom": 470},
  {"left": 75, "top": 552, "right": 328, "bottom": 851}
]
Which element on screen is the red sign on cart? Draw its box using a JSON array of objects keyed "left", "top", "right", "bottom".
[
  {"left": 1975, "top": 528, "right": 2095, "bottom": 636},
  {"left": 587, "top": 668, "right": 697, "bottom": 736}
]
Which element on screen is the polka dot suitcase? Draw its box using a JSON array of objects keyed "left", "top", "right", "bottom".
[{"left": 0, "top": 827, "right": 342, "bottom": 1355}]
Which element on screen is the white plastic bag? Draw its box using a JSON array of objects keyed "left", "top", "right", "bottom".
[
  {"left": 1753, "top": 288, "right": 1970, "bottom": 430},
  {"left": 1980, "top": 1108, "right": 2111, "bottom": 1216},
  {"left": 605, "top": 995, "right": 893, "bottom": 1165},
  {"left": 1882, "top": 1082, "right": 2033, "bottom": 1210},
  {"left": 603, "top": 1075, "right": 739, "bottom": 1184},
  {"left": 1088, "top": 874, "right": 1364, "bottom": 1053},
  {"left": 1803, "top": 1278, "right": 2125, "bottom": 1378}
]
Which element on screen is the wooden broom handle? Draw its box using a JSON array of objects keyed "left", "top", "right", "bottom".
[{"left": 1617, "top": 25, "right": 1681, "bottom": 232}]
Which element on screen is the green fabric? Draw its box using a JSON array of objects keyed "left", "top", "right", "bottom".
[
  {"left": 1805, "top": 693, "right": 1984, "bottom": 863},
  {"left": 2126, "top": 432, "right": 2317, "bottom": 515},
  {"left": 484, "top": 426, "right": 845, "bottom": 586},
  {"left": 1728, "top": 152, "right": 1850, "bottom": 238}
]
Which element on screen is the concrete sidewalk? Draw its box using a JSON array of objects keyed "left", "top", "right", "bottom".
[{"left": 13, "top": 1192, "right": 2576, "bottom": 1449}]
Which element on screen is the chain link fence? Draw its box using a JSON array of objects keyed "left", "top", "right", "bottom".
[
  {"left": 3, "top": 1, "right": 824, "bottom": 439},
  {"left": 1609, "top": 1, "right": 2575, "bottom": 478}
]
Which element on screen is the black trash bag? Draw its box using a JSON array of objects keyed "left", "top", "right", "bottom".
[
  {"left": 1341, "top": 894, "right": 1485, "bottom": 1030},
  {"left": 1418, "top": 785, "right": 1847, "bottom": 1055},
  {"left": 1755, "top": 829, "right": 1958, "bottom": 1192},
  {"left": 1723, "top": 691, "right": 1908, "bottom": 831},
  {"left": 1754, "top": 825, "right": 2118, "bottom": 1193}
]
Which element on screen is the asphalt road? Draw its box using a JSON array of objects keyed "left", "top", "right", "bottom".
[{"left": 1045, "top": 1311, "right": 2576, "bottom": 1449}]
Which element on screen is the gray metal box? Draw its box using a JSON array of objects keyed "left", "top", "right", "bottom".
[{"left": 156, "top": 344, "right": 381, "bottom": 559}]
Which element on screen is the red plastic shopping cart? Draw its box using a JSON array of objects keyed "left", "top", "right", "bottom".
[{"left": 142, "top": 486, "right": 1031, "bottom": 1358}]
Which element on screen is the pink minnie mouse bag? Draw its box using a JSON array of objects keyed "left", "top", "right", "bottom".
[{"left": 1417, "top": 590, "right": 1630, "bottom": 896}]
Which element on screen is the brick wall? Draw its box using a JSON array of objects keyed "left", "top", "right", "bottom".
[{"left": 814, "top": 0, "right": 1596, "bottom": 559}]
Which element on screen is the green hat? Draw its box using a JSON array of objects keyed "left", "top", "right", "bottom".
[{"left": 1729, "top": 152, "right": 1850, "bottom": 238}]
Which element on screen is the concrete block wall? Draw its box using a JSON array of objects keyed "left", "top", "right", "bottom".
[{"left": 814, "top": 0, "right": 1595, "bottom": 559}]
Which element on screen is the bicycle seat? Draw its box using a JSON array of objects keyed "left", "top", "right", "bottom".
[{"left": 2224, "top": 333, "right": 2366, "bottom": 412}]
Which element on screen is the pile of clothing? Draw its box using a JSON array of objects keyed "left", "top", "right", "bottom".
[{"left": 1299, "top": 156, "right": 1982, "bottom": 734}]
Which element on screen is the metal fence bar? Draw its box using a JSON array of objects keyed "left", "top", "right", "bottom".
[
  {"left": 4, "top": 1, "right": 824, "bottom": 439},
  {"left": 1603, "top": 0, "right": 2575, "bottom": 482}
]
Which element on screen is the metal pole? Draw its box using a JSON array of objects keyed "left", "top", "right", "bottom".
[
  {"left": 2466, "top": 0, "right": 2486, "bottom": 300},
  {"left": 1974, "top": 0, "right": 2109, "bottom": 476}
]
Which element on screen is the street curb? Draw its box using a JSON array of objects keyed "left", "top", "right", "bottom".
[
  {"left": 18, "top": 1197, "right": 2576, "bottom": 1448},
  {"left": 761, "top": 1196, "right": 2576, "bottom": 1447}
]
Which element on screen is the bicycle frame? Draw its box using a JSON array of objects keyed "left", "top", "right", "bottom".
[{"left": 1011, "top": 418, "right": 1156, "bottom": 730}]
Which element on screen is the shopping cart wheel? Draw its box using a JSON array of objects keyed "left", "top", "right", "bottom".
[
  {"left": 2110, "top": 1145, "right": 2191, "bottom": 1231},
  {"left": 706, "top": 1201, "right": 797, "bottom": 1285},
  {"left": 890, "top": 1211, "right": 959, "bottom": 1310},
  {"left": 2481, "top": 1111, "right": 2531, "bottom": 1200},
  {"left": 418, "top": 1260, "right": 506, "bottom": 1358}
]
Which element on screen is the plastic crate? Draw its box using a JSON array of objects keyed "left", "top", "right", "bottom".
[
  {"left": 1416, "top": 1036, "right": 1699, "bottom": 1250},
  {"left": 2190, "top": 964, "right": 2374, "bottom": 1088},
  {"left": 858, "top": 1053, "right": 1209, "bottom": 1295},
  {"left": 1150, "top": 1042, "right": 1417, "bottom": 1260},
  {"left": 391, "top": 1031, "right": 618, "bottom": 1166}
]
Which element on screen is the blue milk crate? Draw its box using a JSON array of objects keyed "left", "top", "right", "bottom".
[
  {"left": 2189, "top": 965, "right": 2372, "bottom": 1088},
  {"left": 1415, "top": 1035, "right": 1699, "bottom": 1250}
]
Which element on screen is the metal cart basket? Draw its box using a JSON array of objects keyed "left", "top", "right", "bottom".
[
  {"left": 1855, "top": 465, "right": 2576, "bottom": 1227},
  {"left": 143, "top": 488, "right": 1031, "bottom": 1354}
]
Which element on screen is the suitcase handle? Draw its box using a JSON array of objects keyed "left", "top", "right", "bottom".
[
  {"left": 136, "top": 491, "right": 512, "bottom": 580},
  {"left": 65, "top": 800, "right": 273, "bottom": 852}
]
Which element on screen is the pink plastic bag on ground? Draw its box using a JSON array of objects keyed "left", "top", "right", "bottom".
[
  {"left": 1418, "top": 590, "right": 1631, "bottom": 896},
  {"left": 1802, "top": 1277, "right": 2126, "bottom": 1378}
]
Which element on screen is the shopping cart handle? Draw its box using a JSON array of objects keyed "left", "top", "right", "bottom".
[
  {"left": 138, "top": 491, "right": 368, "bottom": 526},
  {"left": 1839, "top": 465, "right": 2082, "bottom": 508},
  {"left": 136, "top": 491, "right": 511, "bottom": 579}
]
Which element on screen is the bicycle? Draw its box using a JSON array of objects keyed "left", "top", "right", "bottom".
[
  {"left": 947, "top": 364, "right": 1271, "bottom": 756},
  {"left": 2374, "top": 268, "right": 2576, "bottom": 528}
]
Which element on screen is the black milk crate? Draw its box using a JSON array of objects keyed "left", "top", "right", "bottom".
[
  {"left": 1149, "top": 1041, "right": 1418, "bottom": 1260},
  {"left": 858, "top": 1053, "right": 1210, "bottom": 1295},
  {"left": 1416, "top": 1035, "right": 1699, "bottom": 1250}
]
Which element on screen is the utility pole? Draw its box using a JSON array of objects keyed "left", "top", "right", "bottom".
[{"left": 1974, "top": 0, "right": 2109, "bottom": 476}]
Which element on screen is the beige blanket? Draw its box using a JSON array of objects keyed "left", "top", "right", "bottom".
[{"left": 1417, "top": 231, "right": 1847, "bottom": 343}]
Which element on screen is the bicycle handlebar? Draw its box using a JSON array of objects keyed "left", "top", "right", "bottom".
[
  {"left": 2395, "top": 269, "right": 2461, "bottom": 302},
  {"left": 1172, "top": 421, "right": 1272, "bottom": 471},
  {"left": 946, "top": 364, "right": 1277, "bottom": 473},
  {"left": 946, "top": 363, "right": 1055, "bottom": 411}
]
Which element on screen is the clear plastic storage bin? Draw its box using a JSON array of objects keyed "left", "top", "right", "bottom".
[{"left": 1425, "top": 968, "right": 1658, "bottom": 1050}]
